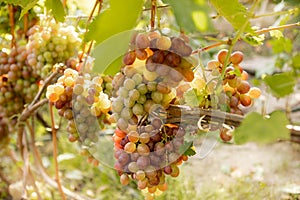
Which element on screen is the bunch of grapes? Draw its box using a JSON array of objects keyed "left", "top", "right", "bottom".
[
  {"left": 113, "top": 119, "right": 190, "bottom": 198},
  {"left": 26, "top": 18, "right": 81, "bottom": 78},
  {"left": 112, "top": 31, "right": 197, "bottom": 199},
  {"left": 46, "top": 63, "right": 111, "bottom": 166},
  {"left": 0, "top": 45, "right": 39, "bottom": 140},
  {"left": 207, "top": 49, "right": 261, "bottom": 114}
]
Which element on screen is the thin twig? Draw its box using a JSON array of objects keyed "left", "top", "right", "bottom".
[
  {"left": 255, "top": 22, "right": 300, "bottom": 35},
  {"left": 31, "top": 69, "right": 61, "bottom": 106},
  {"left": 49, "top": 103, "right": 66, "bottom": 200},
  {"left": 194, "top": 21, "right": 300, "bottom": 53}
]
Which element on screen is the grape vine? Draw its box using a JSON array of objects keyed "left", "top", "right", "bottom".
[{"left": 0, "top": 0, "right": 299, "bottom": 200}]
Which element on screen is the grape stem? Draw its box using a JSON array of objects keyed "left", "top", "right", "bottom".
[
  {"left": 79, "top": 0, "right": 102, "bottom": 62},
  {"left": 150, "top": 0, "right": 157, "bottom": 30},
  {"left": 49, "top": 103, "right": 66, "bottom": 200},
  {"left": 8, "top": 4, "right": 16, "bottom": 48}
]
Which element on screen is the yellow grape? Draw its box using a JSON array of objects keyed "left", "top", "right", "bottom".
[
  {"left": 53, "top": 84, "right": 64, "bottom": 95},
  {"left": 64, "top": 76, "right": 75, "bottom": 87},
  {"left": 156, "top": 36, "right": 172, "bottom": 50},
  {"left": 124, "top": 142, "right": 136, "bottom": 153},
  {"left": 248, "top": 87, "right": 261, "bottom": 98},
  {"left": 207, "top": 60, "right": 220, "bottom": 70}
]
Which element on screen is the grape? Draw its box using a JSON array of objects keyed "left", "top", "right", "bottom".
[
  {"left": 137, "top": 143, "right": 150, "bottom": 156},
  {"left": 132, "top": 73, "right": 143, "bottom": 85},
  {"left": 165, "top": 52, "right": 181, "bottom": 67},
  {"left": 230, "top": 51, "right": 244, "bottom": 65},
  {"left": 248, "top": 87, "right": 261, "bottom": 98},
  {"left": 217, "top": 49, "right": 229, "bottom": 64},
  {"left": 128, "top": 162, "right": 139, "bottom": 173},
  {"left": 120, "top": 174, "right": 130, "bottom": 186},
  {"left": 157, "top": 82, "right": 171, "bottom": 94},
  {"left": 240, "top": 94, "right": 252, "bottom": 106},
  {"left": 139, "top": 132, "right": 150, "bottom": 143},
  {"left": 207, "top": 60, "right": 221, "bottom": 70},
  {"left": 151, "top": 91, "right": 163, "bottom": 103},
  {"left": 220, "top": 127, "right": 232, "bottom": 142},
  {"left": 136, "top": 170, "right": 146, "bottom": 180},
  {"left": 156, "top": 36, "right": 172, "bottom": 50},
  {"left": 124, "top": 142, "right": 137, "bottom": 153},
  {"left": 132, "top": 103, "right": 144, "bottom": 115},
  {"left": 151, "top": 50, "right": 165, "bottom": 64},
  {"left": 237, "top": 80, "right": 250, "bottom": 94},
  {"left": 123, "top": 51, "right": 136, "bottom": 65},
  {"left": 123, "top": 78, "right": 136, "bottom": 90},
  {"left": 135, "top": 33, "right": 150, "bottom": 49},
  {"left": 128, "top": 131, "right": 139, "bottom": 143}
]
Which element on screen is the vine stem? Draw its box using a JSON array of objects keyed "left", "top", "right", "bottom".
[
  {"left": 253, "top": 8, "right": 299, "bottom": 19},
  {"left": 194, "top": 21, "right": 300, "bottom": 53},
  {"left": 150, "top": 0, "right": 157, "bottom": 30},
  {"left": 28, "top": 119, "right": 89, "bottom": 200},
  {"left": 49, "top": 103, "right": 66, "bottom": 200},
  {"left": 8, "top": 4, "right": 16, "bottom": 48},
  {"left": 79, "top": 0, "right": 101, "bottom": 62}
]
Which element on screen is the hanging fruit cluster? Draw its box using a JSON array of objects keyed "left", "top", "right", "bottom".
[{"left": 112, "top": 31, "right": 198, "bottom": 198}]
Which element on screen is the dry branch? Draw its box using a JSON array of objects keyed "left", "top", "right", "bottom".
[{"left": 165, "top": 105, "right": 300, "bottom": 143}]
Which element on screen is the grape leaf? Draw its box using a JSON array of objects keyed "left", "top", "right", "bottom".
[
  {"left": 45, "top": 0, "right": 66, "bottom": 22},
  {"left": 233, "top": 111, "right": 290, "bottom": 144},
  {"left": 91, "top": 30, "right": 135, "bottom": 75},
  {"left": 85, "top": 0, "right": 143, "bottom": 44},
  {"left": 269, "top": 37, "right": 293, "bottom": 54},
  {"left": 209, "top": 0, "right": 253, "bottom": 32},
  {"left": 179, "top": 141, "right": 196, "bottom": 156},
  {"left": 264, "top": 72, "right": 296, "bottom": 98},
  {"left": 162, "top": 0, "right": 213, "bottom": 32},
  {"left": 292, "top": 53, "right": 300, "bottom": 70},
  {"left": 183, "top": 88, "right": 200, "bottom": 107},
  {"left": 19, "top": 0, "right": 38, "bottom": 19}
]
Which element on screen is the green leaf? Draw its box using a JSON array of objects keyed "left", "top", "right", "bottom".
[
  {"left": 233, "top": 111, "right": 290, "bottom": 144},
  {"left": 0, "top": 0, "right": 35, "bottom": 7},
  {"left": 264, "top": 72, "right": 296, "bottom": 98},
  {"left": 183, "top": 88, "right": 200, "bottom": 107},
  {"left": 210, "top": 0, "right": 252, "bottom": 32},
  {"left": 179, "top": 141, "right": 196, "bottom": 156},
  {"left": 242, "top": 34, "right": 265, "bottom": 46},
  {"left": 292, "top": 53, "right": 300, "bottom": 70},
  {"left": 19, "top": 0, "right": 38, "bottom": 19},
  {"left": 269, "top": 29, "right": 283, "bottom": 39},
  {"left": 162, "top": 0, "right": 213, "bottom": 32},
  {"left": 45, "top": 0, "right": 66, "bottom": 22},
  {"left": 269, "top": 37, "right": 293, "bottom": 54},
  {"left": 91, "top": 30, "right": 136, "bottom": 75},
  {"left": 85, "top": 0, "right": 143, "bottom": 44}
]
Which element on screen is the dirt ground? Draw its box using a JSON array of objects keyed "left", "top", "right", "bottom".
[{"left": 184, "top": 141, "right": 300, "bottom": 199}]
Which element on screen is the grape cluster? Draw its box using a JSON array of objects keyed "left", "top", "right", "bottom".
[
  {"left": 113, "top": 119, "right": 189, "bottom": 197},
  {"left": 46, "top": 64, "right": 111, "bottom": 166},
  {"left": 181, "top": 49, "right": 262, "bottom": 142},
  {"left": 112, "top": 31, "right": 197, "bottom": 198},
  {"left": 208, "top": 49, "right": 261, "bottom": 114},
  {"left": 26, "top": 18, "right": 81, "bottom": 78},
  {"left": 0, "top": 45, "right": 39, "bottom": 139}
]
